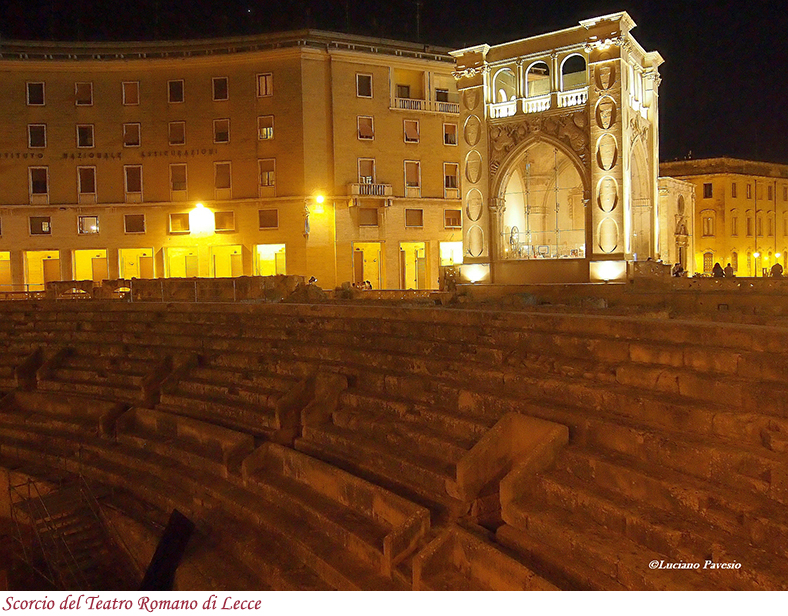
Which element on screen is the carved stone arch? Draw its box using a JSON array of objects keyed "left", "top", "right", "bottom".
[{"left": 490, "top": 130, "right": 590, "bottom": 203}]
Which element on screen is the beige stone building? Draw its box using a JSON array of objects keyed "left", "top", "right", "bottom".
[
  {"left": 451, "top": 12, "right": 663, "bottom": 283},
  {"left": 657, "top": 176, "right": 695, "bottom": 274},
  {"left": 661, "top": 157, "right": 788, "bottom": 276},
  {"left": 0, "top": 31, "right": 463, "bottom": 292}
]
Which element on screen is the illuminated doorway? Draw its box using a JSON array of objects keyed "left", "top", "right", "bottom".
[
  {"left": 74, "top": 249, "right": 108, "bottom": 282},
  {"left": 0, "top": 252, "right": 10, "bottom": 289},
  {"left": 167, "top": 247, "right": 199, "bottom": 278},
  {"left": 400, "top": 241, "right": 427, "bottom": 290},
  {"left": 119, "top": 248, "right": 154, "bottom": 279},
  {"left": 352, "top": 242, "right": 382, "bottom": 289},
  {"left": 256, "top": 244, "right": 286, "bottom": 276},
  {"left": 25, "top": 250, "right": 60, "bottom": 292},
  {"left": 212, "top": 245, "right": 243, "bottom": 278}
]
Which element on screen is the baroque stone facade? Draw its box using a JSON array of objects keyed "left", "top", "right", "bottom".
[{"left": 451, "top": 12, "right": 663, "bottom": 283}]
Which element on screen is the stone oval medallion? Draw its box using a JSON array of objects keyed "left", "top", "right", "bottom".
[
  {"left": 596, "top": 176, "right": 619, "bottom": 213},
  {"left": 465, "top": 150, "right": 483, "bottom": 184},
  {"left": 467, "top": 225, "right": 485, "bottom": 257},
  {"left": 464, "top": 115, "right": 482, "bottom": 147},
  {"left": 596, "top": 134, "right": 618, "bottom": 171},
  {"left": 598, "top": 217, "right": 619, "bottom": 253},
  {"left": 595, "top": 96, "right": 617, "bottom": 130},
  {"left": 463, "top": 88, "right": 481, "bottom": 112},
  {"left": 466, "top": 188, "right": 484, "bottom": 222},
  {"left": 595, "top": 63, "right": 616, "bottom": 90}
]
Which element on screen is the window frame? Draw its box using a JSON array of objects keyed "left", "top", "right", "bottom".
[
  {"left": 122, "top": 122, "right": 141, "bottom": 148},
  {"left": 257, "top": 73, "right": 273, "bottom": 97},
  {"left": 404, "top": 208, "right": 424, "bottom": 228},
  {"left": 29, "top": 216, "right": 52, "bottom": 236},
  {"left": 214, "top": 161, "right": 232, "bottom": 192},
  {"left": 28, "top": 124, "right": 47, "bottom": 149},
  {"left": 212, "top": 76, "right": 229, "bottom": 101},
  {"left": 169, "top": 213, "right": 190, "bottom": 234},
  {"left": 404, "top": 160, "right": 421, "bottom": 191},
  {"left": 26, "top": 82, "right": 45, "bottom": 106},
  {"left": 29, "top": 166, "right": 49, "bottom": 198},
  {"left": 124, "top": 165, "right": 143, "bottom": 198},
  {"left": 124, "top": 213, "right": 146, "bottom": 234},
  {"left": 213, "top": 118, "right": 230, "bottom": 144},
  {"left": 257, "top": 115, "right": 274, "bottom": 140},
  {"left": 168, "top": 79, "right": 185, "bottom": 104},
  {"left": 259, "top": 159, "right": 276, "bottom": 190},
  {"left": 702, "top": 183, "right": 713, "bottom": 199},
  {"left": 122, "top": 81, "right": 140, "bottom": 106},
  {"left": 443, "top": 162, "right": 460, "bottom": 191},
  {"left": 168, "top": 121, "right": 186, "bottom": 146},
  {"left": 77, "top": 215, "right": 100, "bottom": 235},
  {"left": 357, "top": 116, "right": 374, "bottom": 141},
  {"left": 444, "top": 209, "right": 462, "bottom": 229},
  {"left": 77, "top": 166, "right": 97, "bottom": 197},
  {"left": 403, "top": 119, "right": 420, "bottom": 144},
  {"left": 169, "top": 163, "right": 188, "bottom": 194},
  {"left": 214, "top": 211, "right": 236, "bottom": 232},
  {"left": 356, "top": 73, "right": 373, "bottom": 98},
  {"left": 76, "top": 124, "right": 95, "bottom": 149},
  {"left": 443, "top": 122, "right": 458, "bottom": 146},
  {"left": 358, "top": 158, "right": 376, "bottom": 184},
  {"left": 258, "top": 209, "right": 279, "bottom": 230},
  {"left": 358, "top": 207, "right": 379, "bottom": 227},
  {"left": 75, "top": 81, "right": 93, "bottom": 106}
]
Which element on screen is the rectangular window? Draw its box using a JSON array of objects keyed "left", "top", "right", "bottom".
[
  {"left": 215, "top": 161, "right": 232, "bottom": 190},
  {"left": 215, "top": 211, "right": 235, "bottom": 232},
  {"left": 405, "top": 208, "right": 424, "bottom": 227},
  {"left": 124, "top": 165, "right": 143, "bottom": 195},
  {"left": 168, "top": 80, "right": 185, "bottom": 103},
  {"left": 77, "top": 167, "right": 96, "bottom": 195},
  {"left": 444, "top": 163, "right": 459, "bottom": 189},
  {"left": 357, "top": 116, "right": 374, "bottom": 140},
  {"left": 78, "top": 215, "right": 99, "bottom": 235},
  {"left": 124, "top": 214, "right": 146, "bottom": 234},
  {"left": 747, "top": 184, "right": 752, "bottom": 199},
  {"left": 746, "top": 216, "right": 753, "bottom": 236},
  {"left": 404, "top": 119, "right": 420, "bottom": 143},
  {"left": 731, "top": 182, "right": 737, "bottom": 198},
  {"left": 28, "top": 124, "right": 46, "bottom": 148},
  {"left": 731, "top": 216, "right": 738, "bottom": 237},
  {"left": 257, "top": 73, "right": 273, "bottom": 97},
  {"left": 444, "top": 209, "right": 462, "bottom": 228},
  {"left": 435, "top": 88, "right": 449, "bottom": 102},
  {"left": 768, "top": 185, "right": 774, "bottom": 200},
  {"left": 122, "top": 81, "right": 139, "bottom": 105},
  {"left": 443, "top": 123, "right": 457, "bottom": 146},
  {"left": 405, "top": 161, "right": 420, "bottom": 188},
  {"left": 169, "top": 213, "right": 190, "bottom": 233},
  {"left": 258, "top": 115, "right": 274, "bottom": 140},
  {"left": 123, "top": 123, "right": 141, "bottom": 147},
  {"left": 356, "top": 74, "right": 373, "bottom": 98},
  {"left": 27, "top": 82, "right": 45, "bottom": 106},
  {"left": 213, "top": 119, "right": 230, "bottom": 143},
  {"left": 30, "top": 216, "right": 51, "bottom": 235},
  {"left": 703, "top": 183, "right": 712, "bottom": 199},
  {"left": 396, "top": 84, "right": 411, "bottom": 99},
  {"left": 358, "top": 208, "right": 378, "bottom": 227},
  {"left": 784, "top": 186, "right": 788, "bottom": 201},
  {"left": 75, "top": 82, "right": 93, "bottom": 106},
  {"left": 259, "top": 209, "right": 279, "bottom": 229},
  {"left": 212, "top": 77, "right": 229, "bottom": 101},
  {"left": 168, "top": 121, "right": 186, "bottom": 145},
  {"left": 76, "top": 124, "right": 94, "bottom": 148},
  {"left": 29, "top": 167, "right": 49, "bottom": 196},
  {"left": 170, "top": 163, "right": 187, "bottom": 192},
  {"left": 358, "top": 158, "right": 375, "bottom": 184},
  {"left": 259, "top": 159, "right": 275, "bottom": 187}
]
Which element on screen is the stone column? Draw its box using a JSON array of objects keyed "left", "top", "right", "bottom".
[
  {"left": 59, "top": 248, "right": 73, "bottom": 282},
  {"left": 489, "top": 197, "right": 506, "bottom": 260},
  {"left": 10, "top": 250, "right": 24, "bottom": 289}
]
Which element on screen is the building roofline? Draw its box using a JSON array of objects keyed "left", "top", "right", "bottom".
[
  {"left": 660, "top": 156, "right": 788, "bottom": 179},
  {"left": 0, "top": 29, "right": 454, "bottom": 63}
]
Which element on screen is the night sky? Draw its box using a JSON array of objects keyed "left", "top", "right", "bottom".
[{"left": 3, "top": 0, "right": 788, "bottom": 164}]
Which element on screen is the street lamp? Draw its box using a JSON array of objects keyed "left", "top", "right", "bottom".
[
  {"left": 754, "top": 251, "right": 760, "bottom": 277},
  {"left": 189, "top": 202, "right": 215, "bottom": 236}
]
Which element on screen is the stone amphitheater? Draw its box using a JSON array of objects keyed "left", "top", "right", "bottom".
[{"left": 0, "top": 285, "right": 787, "bottom": 591}]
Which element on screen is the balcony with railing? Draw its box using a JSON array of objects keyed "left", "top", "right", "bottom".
[
  {"left": 522, "top": 94, "right": 551, "bottom": 114},
  {"left": 349, "top": 183, "right": 393, "bottom": 197},
  {"left": 391, "top": 98, "right": 460, "bottom": 114},
  {"left": 558, "top": 87, "right": 588, "bottom": 108},
  {"left": 490, "top": 100, "right": 517, "bottom": 119}
]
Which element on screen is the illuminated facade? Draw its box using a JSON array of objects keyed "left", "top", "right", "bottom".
[
  {"left": 0, "top": 31, "right": 462, "bottom": 291},
  {"left": 451, "top": 12, "right": 663, "bottom": 283},
  {"left": 660, "top": 157, "right": 788, "bottom": 276}
]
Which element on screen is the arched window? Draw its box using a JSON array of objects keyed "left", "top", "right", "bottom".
[
  {"left": 677, "top": 195, "right": 685, "bottom": 215},
  {"left": 746, "top": 210, "right": 754, "bottom": 236},
  {"left": 757, "top": 213, "right": 764, "bottom": 237},
  {"left": 526, "top": 62, "right": 550, "bottom": 97},
  {"left": 767, "top": 213, "right": 774, "bottom": 237},
  {"left": 731, "top": 251, "right": 738, "bottom": 272},
  {"left": 493, "top": 68, "right": 516, "bottom": 103},
  {"left": 560, "top": 54, "right": 587, "bottom": 90},
  {"left": 701, "top": 209, "right": 715, "bottom": 237},
  {"left": 703, "top": 251, "right": 713, "bottom": 273},
  {"left": 730, "top": 209, "right": 738, "bottom": 236}
]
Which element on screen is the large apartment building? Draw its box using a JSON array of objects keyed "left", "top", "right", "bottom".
[
  {"left": 661, "top": 157, "right": 788, "bottom": 276},
  {"left": 0, "top": 31, "right": 463, "bottom": 292}
]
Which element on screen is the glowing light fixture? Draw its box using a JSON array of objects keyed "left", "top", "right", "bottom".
[
  {"left": 754, "top": 251, "right": 761, "bottom": 258},
  {"left": 189, "top": 202, "right": 215, "bottom": 236},
  {"left": 313, "top": 194, "right": 325, "bottom": 214}
]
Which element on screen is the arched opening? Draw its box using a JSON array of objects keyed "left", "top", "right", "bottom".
[
  {"left": 630, "top": 140, "right": 652, "bottom": 260},
  {"left": 500, "top": 141, "right": 585, "bottom": 260},
  {"left": 561, "top": 54, "right": 587, "bottom": 90},
  {"left": 703, "top": 251, "right": 713, "bottom": 274},
  {"left": 493, "top": 68, "right": 516, "bottom": 103},
  {"left": 526, "top": 62, "right": 550, "bottom": 98}
]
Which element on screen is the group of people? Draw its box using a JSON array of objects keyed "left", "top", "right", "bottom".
[
  {"left": 353, "top": 280, "right": 374, "bottom": 290},
  {"left": 709, "top": 261, "right": 783, "bottom": 278}
]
